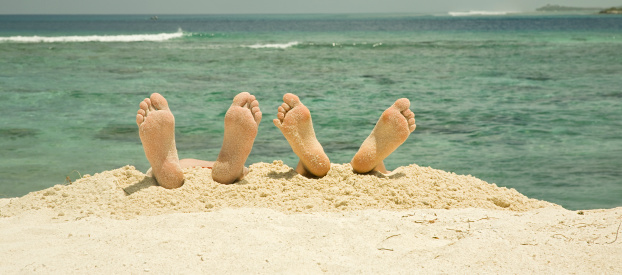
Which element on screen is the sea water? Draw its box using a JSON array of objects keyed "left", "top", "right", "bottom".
[{"left": 0, "top": 14, "right": 621, "bottom": 210}]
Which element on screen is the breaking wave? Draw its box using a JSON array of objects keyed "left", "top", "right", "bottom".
[
  {"left": 246, "top": 41, "right": 299, "bottom": 49},
  {"left": 0, "top": 30, "right": 184, "bottom": 43}
]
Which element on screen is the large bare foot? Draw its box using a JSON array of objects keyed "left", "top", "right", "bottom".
[
  {"left": 136, "top": 93, "right": 184, "bottom": 189},
  {"left": 273, "top": 93, "right": 330, "bottom": 178},
  {"left": 212, "top": 92, "right": 262, "bottom": 184},
  {"left": 351, "top": 98, "right": 416, "bottom": 174}
]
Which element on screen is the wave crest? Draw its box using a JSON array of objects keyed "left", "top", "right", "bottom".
[
  {"left": 246, "top": 41, "right": 299, "bottom": 49},
  {"left": 0, "top": 31, "right": 184, "bottom": 43}
]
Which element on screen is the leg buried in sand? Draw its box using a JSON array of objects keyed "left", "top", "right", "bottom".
[
  {"left": 274, "top": 93, "right": 415, "bottom": 177},
  {"left": 137, "top": 92, "right": 261, "bottom": 188}
]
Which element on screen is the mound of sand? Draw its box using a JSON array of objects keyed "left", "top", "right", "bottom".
[
  {"left": 0, "top": 161, "right": 557, "bottom": 220},
  {"left": 2, "top": 162, "right": 621, "bottom": 273}
]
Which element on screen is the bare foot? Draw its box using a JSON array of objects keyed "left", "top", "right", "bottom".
[
  {"left": 273, "top": 93, "right": 330, "bottom": 178},
  {"left": 212, "top": 92, "right": 262, "bottom": 184},
  {"left": 351, "top": 98, "right": 416, "bottom": 174},
  {"left": 136, "top": 93, "right": 184, "bottom": 189}
]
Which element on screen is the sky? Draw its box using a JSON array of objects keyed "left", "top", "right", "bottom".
[{"left": 1, "top": 0, "right": 621, "bottom": 14}]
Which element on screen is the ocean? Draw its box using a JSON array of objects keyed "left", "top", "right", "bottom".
[{"left": 0, "top": 13, "right": 620, "bottom": 210}]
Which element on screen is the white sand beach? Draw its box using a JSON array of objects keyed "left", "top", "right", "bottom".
[{"left": 1, "top": 162, "right": 621, "bottom": 273}]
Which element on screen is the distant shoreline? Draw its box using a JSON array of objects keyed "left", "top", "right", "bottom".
[
  {"left": 536, "top": 4, "right": 622, "bottom": 15},
  {"left": 599, "top": 7, "right": 622, "bottom": 14}
]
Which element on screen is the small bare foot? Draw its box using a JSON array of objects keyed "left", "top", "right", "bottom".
[
  {"left": 212, "top": 92, "right": 262, "bottom": 184},
  {"left": 351, "top": 98, "right": 416, "bottom": 174},
  {"left": 136, "top": 93, "right": 184, "bottom": 189},
  {"left": 273, "top": 93, "right": 330, "bottom": 178}
]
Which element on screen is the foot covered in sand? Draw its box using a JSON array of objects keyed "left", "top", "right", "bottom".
[
  {"left": 137, "top": 93, "right": 184, "bottom": 189},
  {"left": 212, "top": 92, "right": 262, "bottom": 184},
  {"left": 273, "top": 93, "right": 330, "bottom": 178},
  {"left": 351, "top": 98, "right": 416, "bottom": 174}
]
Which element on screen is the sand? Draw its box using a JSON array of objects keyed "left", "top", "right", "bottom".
[{"left": 1, "top": 161, "right": 621, "bottom": 273}]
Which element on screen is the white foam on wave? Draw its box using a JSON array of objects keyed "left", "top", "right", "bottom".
[
  {"left": 0, "top": 31, "right": 184, "bottom": 43},
  {"left": 246, "top": 41, "right": 299, "bottom": 49},
  {"left": 448, "top": 11, "right": 513, "bottom": 16}
]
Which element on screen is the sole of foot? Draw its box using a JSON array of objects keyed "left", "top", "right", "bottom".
[
  {"left": 351, "top": 98, "right": 416, "bottom": 174},
  {"left": 136, "top": 93, "right": 184, "bottom": 189},
  {"left": 273, "top": 93, "right": 330, "bottom": 178},
  {"left": 212, "top": 92, "right": 262, "bottom": 184}
]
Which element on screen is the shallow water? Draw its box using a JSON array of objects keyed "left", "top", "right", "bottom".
[{"left": 1, "top": 14, "right": 621, "bottom": 210}]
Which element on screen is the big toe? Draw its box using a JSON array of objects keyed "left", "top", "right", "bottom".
[
  {"left": 150, "top": 93, "right": 169, "bottom": 110},
  {"left": 232, "top": 92, "right": 254, "bottom": 107},
  {"left": 283, "top": 93, "right": 301, "bottom": 108},
  {"left": 393, "top": 98, "right": 410, "bottom": 111}
]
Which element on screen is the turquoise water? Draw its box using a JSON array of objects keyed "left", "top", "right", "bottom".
[{"left": 1, "top": 14, "right": 621, "bottom": 210}]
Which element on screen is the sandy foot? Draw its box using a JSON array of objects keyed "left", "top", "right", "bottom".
[
  {"left": 212, "top": 92, "right": 262, "bottom": 184},
  {"left": 136, "top": 93, "right": 184, "bottom": 189},
  {"left": 351, "top": 98, "right": 416, "bottom": 174},
  {"left": 273, "top": 93, "right": 330, "bottom": 178}
]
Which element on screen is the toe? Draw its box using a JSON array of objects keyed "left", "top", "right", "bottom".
[
  {"left": 250, "top": 99, "right": 259, "bottom": 109},
  {"left": 273, "top": 118, "right": 282, "bottom": 128},
  {"left": 393, "top": 98, "right": 410, "bottom": 111},
  {"left": 253, "top": 110, "right": 262, "bottom": 125},
  {"left": 232, "top": 92, "right": 252, "bottom": 107},
  {"left": 281, "top": 102, "right": 291, "bottom": 112},
  {"left": 283, "top": 93, "right": 301, "bottom": 108},
  {"left": 402, "top": 109, "right": 415, "bottom": 120},
  {"left": 140, "top": 99, "right": 149, "bottom": 111},
  {"left": 145, "top": 98, "right": 156, "bottom": 111},
  {"left": 150, "top": 93, "right": 169, "bottom": 110},
  {"left": 244, "top": 95, "right": 256, "bottom": 109},
  {"left": 136, "top": 114, "right": 144, "bottom": 126},
  {"left": 409, "top": 123, "right": 416, "bottom": 132}
]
